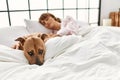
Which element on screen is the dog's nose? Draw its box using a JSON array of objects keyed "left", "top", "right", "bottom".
[
  {"left": 37, "top": 62, "right": 43, "bottom": 66},
  {"left": 36, "top": 58, "right": 43, "bottom": 66}
]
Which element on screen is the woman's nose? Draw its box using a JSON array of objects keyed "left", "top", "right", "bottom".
[
  {"left": 45, "top": 20, "right": 49, "bottom": 24},
  {"left": 44, "top": 22, "right": 49, "bottom": 27}
]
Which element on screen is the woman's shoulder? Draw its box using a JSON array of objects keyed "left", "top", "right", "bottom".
[
  {"left": 61, "top": 16, "right": 75, "bottom": 27},
  {"left": 63, "top": 16, "right": 74, "bottom": 21}
]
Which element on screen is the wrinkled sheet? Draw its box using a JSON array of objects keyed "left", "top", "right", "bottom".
[{"left": 0, "top": 26, "right": 120, "bottom": 80}]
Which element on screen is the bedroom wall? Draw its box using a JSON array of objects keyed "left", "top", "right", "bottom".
[{"left": 100, "top": 0, "right": 120, "bottom": 25}]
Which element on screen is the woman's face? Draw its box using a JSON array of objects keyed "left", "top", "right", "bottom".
[{"left": 42, "top": 16, "right": 60, "bottom": 30}]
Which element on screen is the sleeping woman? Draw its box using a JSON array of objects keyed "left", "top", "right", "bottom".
[{"left": 39, "top": 13, "right": 81, "bottom": 36}]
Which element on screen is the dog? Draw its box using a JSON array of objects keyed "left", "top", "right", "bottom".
[{"left": 12, "top": 33, "right": 60, "bottom": 65}]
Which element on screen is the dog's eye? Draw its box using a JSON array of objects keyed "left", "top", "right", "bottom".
[
  {"left": 28, "top": 50, "right": 34, "bottom": 56},
  {"left": 38, "top": 49, "right": 43, "bottom": 55}
]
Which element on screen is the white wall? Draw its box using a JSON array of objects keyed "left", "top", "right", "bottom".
[{"left": 100, "top": 0, "right": 120, "bottom": 25}]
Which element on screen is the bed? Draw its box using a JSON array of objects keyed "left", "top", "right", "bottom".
[{"left": 0, "top": 19, "right": 120, "bottom": 80}]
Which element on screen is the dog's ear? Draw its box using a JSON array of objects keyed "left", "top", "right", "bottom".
[
  {"left": 41, "top": 34, "right": 48, "bottom": 41},
  {"left": 15, "top": 37, "right": 25, "bottom": 45}
]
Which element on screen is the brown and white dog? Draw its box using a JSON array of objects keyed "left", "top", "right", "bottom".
[{"left": 12, "top": 33, "right": 59, "bottom": 65}]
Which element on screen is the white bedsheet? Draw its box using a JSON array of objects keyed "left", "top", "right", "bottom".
[{"left": 0, "top": 26, "right": 120, "bottom": 80}]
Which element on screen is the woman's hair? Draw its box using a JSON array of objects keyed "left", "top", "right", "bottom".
[{"left": 39, "top": 13, "right": 61, "bottom": 25}]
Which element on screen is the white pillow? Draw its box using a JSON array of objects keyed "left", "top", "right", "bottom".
[
  {"left": 0, "top": 26, "right": 29, "bottom": 47},
  {"left": 45, "top": 35, "right": 81, "bottom": 61},
  {"left": 24, "top": 19, "right": 52, "bottom": 33},
  {"left": 0, "top": 44, "right": 28, "bottom": 63}
]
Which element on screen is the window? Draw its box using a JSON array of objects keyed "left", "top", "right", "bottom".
[
  {"left": 8, "top": 0, "right": 28, "bottom": 10},
  {"left": 30, "top": 0, "right": 47, "bottom": 9},
  {"left": 48, "top": 0, "right": 62, "bottom": 9},
  {"left": 10, "top": 12, "right": 29, "bottom": 26},
  {"left": 78, "top": 10, "right": 88, "bottom": 22},
  {"left": 0, "top": 0, "right": 101, "bottom": 28},
  {"left": 0, "top": 12, "right": 9, "bottom": 27}
]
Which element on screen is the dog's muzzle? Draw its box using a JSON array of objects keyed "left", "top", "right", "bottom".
[{"left": 36, "top": 57, "right": 43, "bottom": 66}]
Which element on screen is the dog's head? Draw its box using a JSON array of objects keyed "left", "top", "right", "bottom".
[{"left": 15, "top": 33, "right": 47, "bottom": 65}]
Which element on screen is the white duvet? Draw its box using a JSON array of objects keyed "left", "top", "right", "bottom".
[{"left": 0, "top": 26, "right": 120, "bottom": 80}]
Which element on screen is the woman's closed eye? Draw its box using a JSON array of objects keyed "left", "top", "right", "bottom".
[
  {"left": 45, "top": 18, "right": 49, "bottom": 21},
  {"left": 42, "top": 21, "right": 46, "bottom": 25},
  {"left": 43, "top": 20, "right": 49, "bottom": 25}
]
